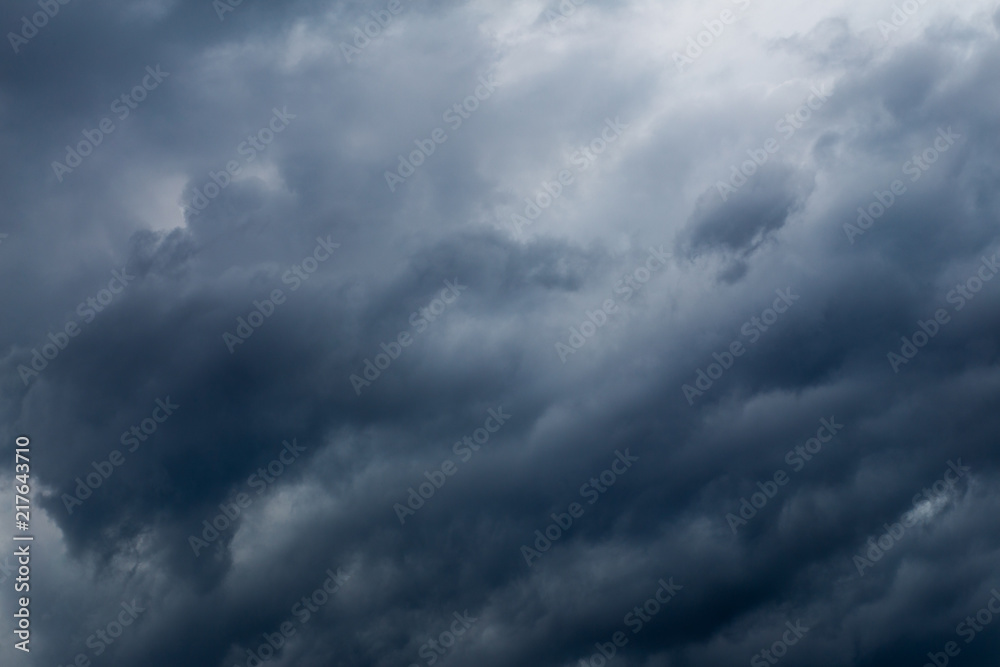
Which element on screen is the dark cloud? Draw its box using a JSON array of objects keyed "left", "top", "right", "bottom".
[{"left": 2, "top": 1, "right": 1000, "bottom": 667}]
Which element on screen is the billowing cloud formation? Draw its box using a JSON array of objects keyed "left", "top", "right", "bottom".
[{"left": 2, "top": 1, "right": 1000, "bottom": 666}]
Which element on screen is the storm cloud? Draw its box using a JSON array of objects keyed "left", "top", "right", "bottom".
[{"left": 2, "top": 1, "right": 1000, "bottom": 666}]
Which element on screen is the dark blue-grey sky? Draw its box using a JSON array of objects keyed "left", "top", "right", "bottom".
[{"left": 2, "top": 1, "right": 1000, "bottom": 666}]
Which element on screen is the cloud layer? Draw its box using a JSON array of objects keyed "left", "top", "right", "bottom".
[{"left": 2, "top": 1, "right": 1000, "bottom": 666}]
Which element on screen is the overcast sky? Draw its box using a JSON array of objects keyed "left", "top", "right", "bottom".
[{"left": 2, "top": 1, "right": 1000, "bottom": 666}]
